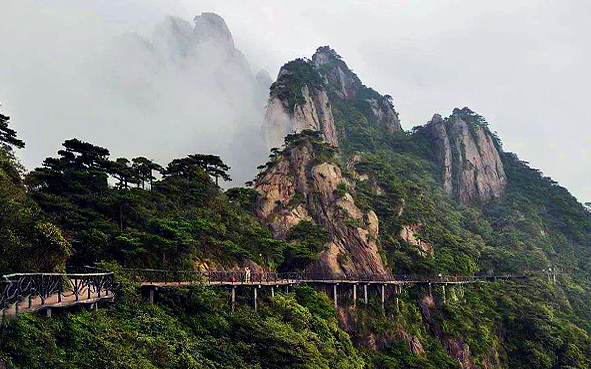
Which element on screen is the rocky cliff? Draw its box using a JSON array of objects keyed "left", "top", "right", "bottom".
[
  {"left": 263, "top": 81, "right": 339, "bottom": 149},
  {"left": 427, "top": 108, "right": 507, "bottom": 204},
  {"left": 262, "top": 47, "right": 402, "bottom": 150},
  {"left": 254, "top": 132, "right": 388, "bottom": 278}
]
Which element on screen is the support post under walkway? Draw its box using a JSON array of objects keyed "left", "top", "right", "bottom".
[
  {"left": 149, "top": 287, "right": 155, "bottom": 305},
  {"left": 333, "top": 284, "right": 338, "bottom": 309},
  {"left": 231, "top": 286, "right": 236, "bottom": 312},
  {"left": 253, "top": 286, "right": 258, "bottom": 312}
]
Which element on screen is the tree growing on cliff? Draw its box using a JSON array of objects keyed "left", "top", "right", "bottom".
[
  {"left": 111, "top": 158, "right": 140, "bottom": 189},
  {"left": 164, "top": 154, "right": 230, "bottom": 185},
  {"left": 0, "top": 113, "right": 25, "bottom": 149},
  {"left": 132, "top": 156, "right": 163, "bottom": 189}
]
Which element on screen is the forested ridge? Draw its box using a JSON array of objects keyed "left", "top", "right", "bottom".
[{"left": 2, "top": 46, "right": 591, "bottom": 368}]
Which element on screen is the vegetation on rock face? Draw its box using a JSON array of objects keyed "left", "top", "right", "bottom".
[
  {"left": 0, "top": 281, "right": 365, "bottom": 369},
  {"left": 15, "top": 137, "right": 286, "bottom": 271},
  {"left": 280, "top": 220, "right": 329, "bottom": 271},
  {"left": 0, "top": 114, "right": 70, "bottom": 273},
  {"left": 337, "top": 105, "right": 591, "bottom": 367},
  {"left": 270, "top": 58, "right": 323, "bottom": 112},
  {"left": 261, "top": 46, "right": 591, "bottom": 367},
  {"left": 3, "top": 43, "right": 591, "bottom": 369}
]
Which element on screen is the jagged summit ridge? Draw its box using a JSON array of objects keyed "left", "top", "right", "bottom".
[
  {"left": 262, "top": 46, "right": 402, "bottom": 150},
  {"left": 194, "top": 12, "right": 234, "bottom": 51},
  {"left": 101, "top": 12, "right": 271, "bottom": 186}
]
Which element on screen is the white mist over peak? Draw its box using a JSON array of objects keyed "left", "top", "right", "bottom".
[
  {"left": 1, "top": 4, "right": 270, "bottom": 186},
  {"left": 90, "top": 12, "right": 270, "bottom": 185}
]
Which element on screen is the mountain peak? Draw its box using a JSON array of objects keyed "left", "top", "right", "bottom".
[
  {"left": 427, "top": 108, "right": 507, "bottom": 204},
  {"left": 262, "top": 47, "right": 402, "bottom": 151},
  {"left": 311, "top": 46, "right": 343, "bottom": 68},
  {"left": 193, "top": 12, "right": 234, "bottom": 50}
]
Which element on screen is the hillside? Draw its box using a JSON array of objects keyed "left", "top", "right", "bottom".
[
  {"left": 252, "top": 47, "right": 591, "bottom": 367},
  {"left": 2, "top": 44, "right": 591, "bottom": 369}
]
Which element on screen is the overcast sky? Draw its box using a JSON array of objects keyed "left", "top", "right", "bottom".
[{"left": 1, "top": 0, "right": 590, "bottom": 201}]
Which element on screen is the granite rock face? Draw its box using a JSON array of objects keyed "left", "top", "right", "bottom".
[
  {"left": 254, "top": 140, "right": 389, "bottom": 278},
  {"left": 427, "top": 110, "right": 507, "bottom": 204},
  {"left": 263, "top": 85, "right": 338, "bottom": 149},
  {"left": 262, "top": 47, "right": 402, "bottom": 150}
]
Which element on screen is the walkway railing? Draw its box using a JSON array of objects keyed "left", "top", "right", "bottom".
[
  {"left": 0, "top": 267, "right": 532, "bottom": 323},
  {"left": 127, "top": 268, "right": 529, "bottom": 285},
  {"left": 1, "top": 272, "right": 114, "bottom": 322},
  {"left": 125, "top": 268, "right": 301, "bottom": 285}
]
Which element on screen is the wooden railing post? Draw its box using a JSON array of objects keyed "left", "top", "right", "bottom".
[
  {"left": 58, "top": 278, "right": 62, "bottom": 303},
  {"left": 40, "top": 274, "right": 45, "bottom": 306}
]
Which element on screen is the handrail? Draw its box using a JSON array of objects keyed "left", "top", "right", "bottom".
[
  {"left": 3, "top": 272, "right": 113, "bottom": 278},
  {"left": 122, "top": 268, "right": 531, "bottom": 285},
  {"left": 1, "top": 271, "right": 115, "bottom": 323}
]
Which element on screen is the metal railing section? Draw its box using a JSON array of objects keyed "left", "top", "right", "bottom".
[
  {"left": 125, "top": 269, "right": 529, "bottom": 285},
  {"left": 1, "top": 272, "right": 114, "bottom": 321}
]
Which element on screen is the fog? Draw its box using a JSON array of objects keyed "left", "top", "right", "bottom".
[
  {"left": 1, "top": 0, "right": 590, "bottom": 200},
  {"left": 0, "top": 2, "right": 270, "bottom": 186}
]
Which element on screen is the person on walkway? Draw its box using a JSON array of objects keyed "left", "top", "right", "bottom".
[{"left": 245, "top": 268, "right": 251, "bottom": 283}]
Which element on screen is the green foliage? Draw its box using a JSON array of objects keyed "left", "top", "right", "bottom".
[
  {"left": 225, "top": 187, "right": 259, "bottom": 213},
  {"left": 280, "top": 220, "right": 329, "bottom": 271},
  {"left": 372, "top": 339, "right": 459, "bottom": 369},
  {"left": 335, "top": 182, "right": 350, "bottom": 198},
  {"left": 0, "top": 283, "right": 364, "bottom": 369},
  {"left": 0, "top": 113, "right": 25, "bottom": 149},
  {"left": 270, "top": 59, "right": 324, "bottom": 112},
  {"left": 24, "top": 139, "right": 282, "bottom": 269},
  {"left": 0, "top": 147, "right": 70, "bottom": 273},
  {"left": 164, "top": 154, "right": 231, "bottom": 185}
]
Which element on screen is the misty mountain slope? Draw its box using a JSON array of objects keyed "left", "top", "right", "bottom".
[
  {"left": 95, "top": 12, "right": 270, "bottom": 186},
  {"left": 253, "top": 47, "right": 591, "bottom": 368},
  {"left": 3, "top": 38, "right": 591, "bottom": 368}
]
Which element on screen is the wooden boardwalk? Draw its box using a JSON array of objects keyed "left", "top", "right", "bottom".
[
  {"left": 1, "top": 287, "right": 114, "bottom": 321},
  {"left": 1, "top": 272, "right": 115, "bottom": 325},
  {"left": 1, "top": 269, "right": 528, "bottom": 323},
  {"left": 141, "top": 278, "right": 476, "bottom": 288}
]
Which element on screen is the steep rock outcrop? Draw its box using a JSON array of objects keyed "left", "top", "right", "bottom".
[
  {"left": 400, "top": 223, "right": 433, "bottom": 257},
  {"left": 263, "top": 85, "right": 338, "bottom": 149},
  {"left": 312, "top": 47, "right": 402, "bottom": 135},
  {"left": 427, "top": 109, "right": 507, "bottom": 204},
  {"left": 312, "top": 49, "right": 358, "bottom": 100},
  {"left": 421, "top": 296, "right": 480, "bottom": 369},
  {"left": 255, "top": 138, "right": 388, "bottom": 278},
  {"left": 262, "top": 46, "right": 402, "bottom": 151}
]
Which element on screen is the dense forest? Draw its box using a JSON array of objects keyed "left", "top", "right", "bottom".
[{"left": 2, "top": 46, "right": 591, "bottom": 368}]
